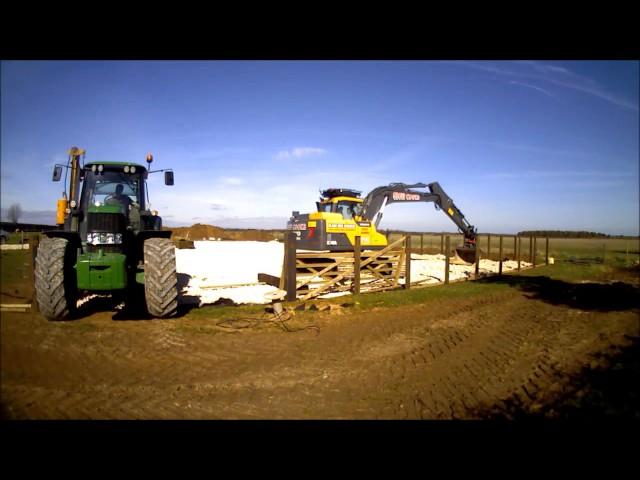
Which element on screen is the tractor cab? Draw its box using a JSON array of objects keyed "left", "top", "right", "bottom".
[{"left": 78, "top": 162, "right": 154, "bottom": 244}]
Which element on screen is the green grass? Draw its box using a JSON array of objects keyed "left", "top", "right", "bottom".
[
  {"left": 2, "top": 231, "right": 42, "bottom": 245},
  {"left": 0, "top": 250, "right": 31, "bottom": 284},
  {"left": 351, "top": 280, "right": 508, "bottom": 309},
  {"left": 0, "top": 250, "right": 33, "bottom": 301}
]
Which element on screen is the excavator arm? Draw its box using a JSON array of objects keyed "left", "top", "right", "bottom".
[{"left": 359, "top": 182, "right": 478, "bottom": 261}]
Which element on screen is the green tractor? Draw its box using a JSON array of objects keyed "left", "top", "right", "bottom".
[{"left": 35, "top": 146, "right": 178, "bottom": 320}]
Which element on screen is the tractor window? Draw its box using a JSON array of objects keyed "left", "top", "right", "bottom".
[{"left": 81, "top": 171, "right": 143, "bottom": 211}]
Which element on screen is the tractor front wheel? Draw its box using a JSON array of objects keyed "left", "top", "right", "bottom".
[
  {"left": 34, "top": 237, "right": 77, "bottom": 320},
  {"left": 143, "top": 237, "right": 178, "bottom": 318}
]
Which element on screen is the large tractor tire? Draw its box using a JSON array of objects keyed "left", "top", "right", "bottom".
[
  {"left": 143, "top": 237, "right": 178, "bottom": 318},
  {"left": 34, "top": 237, "right": 78, "bottom": 320}
]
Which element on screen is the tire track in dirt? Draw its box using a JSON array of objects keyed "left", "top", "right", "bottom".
[{"left": 2, "top": 286, "right": 638, "bottom": 419}]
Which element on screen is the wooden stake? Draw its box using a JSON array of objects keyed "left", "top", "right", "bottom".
[
  {"left": 444, "top": 236, "right": 450, "bottom": 284},
  {"left": 354, "top": 235, "right": 361, "bottom": 295},
  {"left": 475, "top": 236, "right": 480, "bottom": 278},
  {"left": 405, "top": 236, "right": 411, "bottom": 290},
  {"left": 30, "top": 235, "right": 40, "bottom": 313},
  {"left": 499, "top": 235, "right": 503, "bottom": 275},
  {"left": 545, "top": 236, "right": 549, "bottom": 265},
  {"left": 285, "top": 231, "right": 297, "bottom": 301}
]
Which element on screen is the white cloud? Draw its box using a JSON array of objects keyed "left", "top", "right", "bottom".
[
  {"left": 274, "top": 147, "right": 327, "bottom": 160},
  {"left": 483, "top": 170, "right": 636, "bottom": 180},
  {"left": 509, "top": 81, "right": 553, "bottom": 98},
  {"left": 221, "top": 177, "right": 244, "bottom": 185},
  {"left": 450, "top": 61, "right": 638, "bottom": 111}
]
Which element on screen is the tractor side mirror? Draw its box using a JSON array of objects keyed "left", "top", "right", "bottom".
[
  {"left": 164, "top": 171, "right": 174, "bottom": 186},
  {"left": 52, "top": 165, "right": 63, "bottom": 182}
]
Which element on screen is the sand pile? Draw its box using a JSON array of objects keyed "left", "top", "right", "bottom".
[
  {"left": 168, "top": 223, "right": 278, "bottom": 242},
  {"left": 175, "top": 241, "right": 535, "bottom": 306}
]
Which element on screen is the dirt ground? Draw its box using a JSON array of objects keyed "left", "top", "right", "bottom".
[{"left": 2, "top": 270, "right": 638, "bottom": 419}]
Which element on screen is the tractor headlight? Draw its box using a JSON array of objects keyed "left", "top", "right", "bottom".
[
  {"left": 87, "top": 232, "right": 123, "bottom": 245},
  {"left": 97, "top": 164, "right": 104, "bottom": 172},
  {"left": 91, "top": 165, "right": 97, "bottom": 172},
  {"left": 124, "top": 165, "right": 130, "bottom": 173},
  {"left": 130, "top": 166, "right": 136, "bottom": 173}
]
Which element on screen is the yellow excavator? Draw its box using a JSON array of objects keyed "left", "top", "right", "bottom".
[{"left": 286, "top": 182, "right": 478, "bottom": 263}]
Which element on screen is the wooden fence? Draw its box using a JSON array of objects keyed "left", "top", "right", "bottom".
[{"left": 281, "top": 231, "right": 551, "bottom": 302}]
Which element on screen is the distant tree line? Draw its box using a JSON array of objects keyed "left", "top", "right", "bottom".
[{"left": 518, "top": 230, "right": 613, "bottom": 238}]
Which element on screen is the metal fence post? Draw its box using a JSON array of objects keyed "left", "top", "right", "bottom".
[
  {"left": 354, "top": 235, "right": 361, "bottom": 295},
  {"left": 444, "top": 236, "right": 450, "bottom": 284},
  {"left": 285, "top": 231, "right": 297, "bottom": 301},
  {"left": 499, "top": 235, "right": 503, "bottom": 275},
  {"left": 405, "top": 236, "right": 411, "bottom": 289}
]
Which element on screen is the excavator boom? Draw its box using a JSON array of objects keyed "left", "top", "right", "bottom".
[{"left": 287, "top": 181, "right": 478, "bottom": 263}]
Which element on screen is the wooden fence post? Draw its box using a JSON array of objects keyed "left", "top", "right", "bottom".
[
  {"left": 444, "top": 236, "right": 450, "bottom": 284},
  {"left": 474, "top": 238, "right": 480, "bottom": 279},
  {"left": 533, "top": 237, "right": 537, "bottom": 266},
  {"left": 354, "top": 235, "right": 361, "bottom": 295},
  {"left": 545, "top": 236, "right": 549, "bottom": 265},
  {"left": 30, "top": 235, "right": 40, "bottom": 313},
  {"left": 405, "top": 236, "right": 411, "bottom": 290},
  {"left": 513, "top": 236, "right": 517, "bottom": 260},
  {"left": 529, "top": 236, "right": 533, "bottom": 265},
  {"left": 420, "top": 233, "right": 424, "bottom": 254},
  {"left": 440, "top": 233, "right": 444, "bottom": 255},
  {"left": 285, "top": 231, "right": 297, "bottom": 301},
  {"left": 499, "top": 235, "right": 503, "bottom": 275},
  {"left": 487, "top": 234, "right": 491, "bottom": 261},
  {"left": 517, "top": 236, "right": 521, "bottom": 271}
]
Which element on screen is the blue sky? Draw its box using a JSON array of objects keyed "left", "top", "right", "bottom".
[{"left": 1, "top": 60, "right": 638, "bottom": 234}]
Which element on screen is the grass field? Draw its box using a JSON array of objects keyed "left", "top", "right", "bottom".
[
  {"left": 1, "top": 235, "right": 638, "bottom": 316},
  {"left": 389, "top": 232, "right": 640, "bottom": 266}
]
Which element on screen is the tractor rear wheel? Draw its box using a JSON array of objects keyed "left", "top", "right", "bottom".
[
  {"left": 34, "top": 237, "right": 77, "bottom": 320},
  {"left": 143, "top": 237, "right": 178, "bottom": 318}
]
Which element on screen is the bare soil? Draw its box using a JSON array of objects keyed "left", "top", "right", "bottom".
[
  {"left": 2, "top": 275, "right": 638, "bottom": 419},
  {"left": 168, "top": 223, "right": 278, "bottom": 242}
]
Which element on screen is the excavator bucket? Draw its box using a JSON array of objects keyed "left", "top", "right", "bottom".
[{"left": 454, "top": 246, "right": 477, "bottom": 265}]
